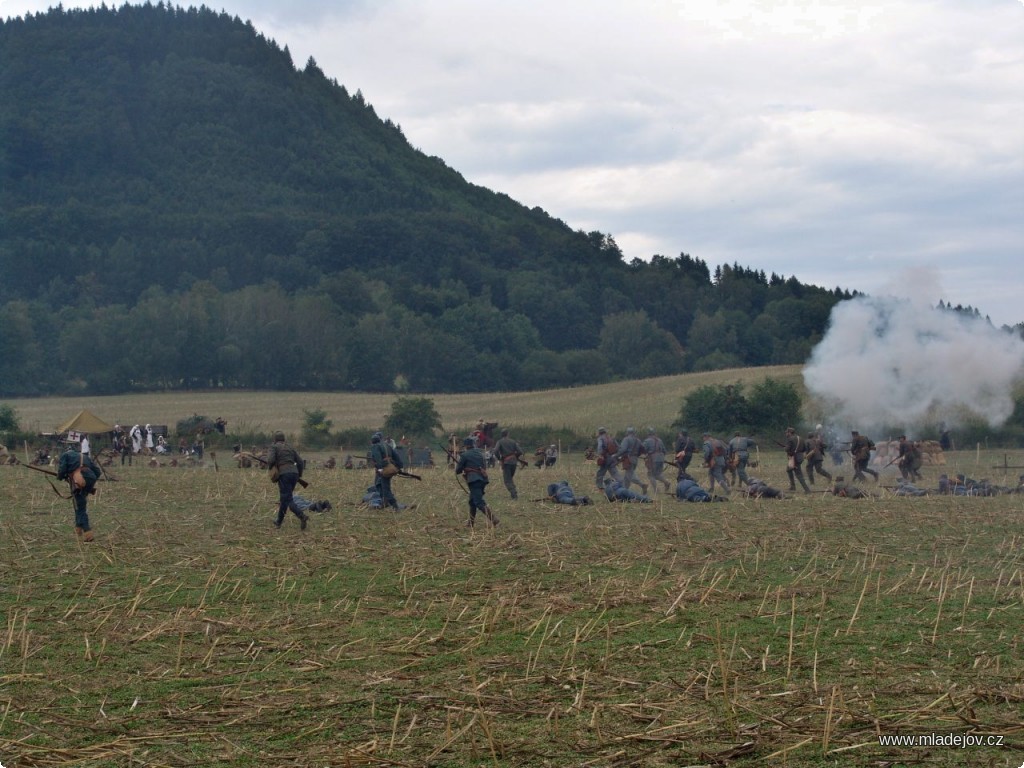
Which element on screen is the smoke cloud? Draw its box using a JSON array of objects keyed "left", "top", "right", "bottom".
[{"left": 803, "top": 293, "right": 1024, "bottom": 432}]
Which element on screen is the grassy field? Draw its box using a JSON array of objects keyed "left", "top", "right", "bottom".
[
  {"left": 4, "top": 365, "right": 805, "bottom": 437},
  {"left": 1, "top": 444, "right": 1022, "bottom": 767}
]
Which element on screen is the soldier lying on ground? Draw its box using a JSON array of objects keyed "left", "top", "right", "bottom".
[
  {"left": 603, "top": 477, "right": 653, "bottom": 503},
  {"left": 893, "top": 478, "right": 928, "bottom": 497},
  {"left": 545, "top": 480, "right": 592, "bottom": 506},
  {"left": 674, "top": 476, "right": 713, "bottom": 502},
  {"left": 831, "top": 476, "right": 870, "bottom": 498},
  {"left": 294, "top": 495, "right": 333, "bottom": 513},
  {"left": 744, "top": 477, "right": 785, "bottom": 499}
]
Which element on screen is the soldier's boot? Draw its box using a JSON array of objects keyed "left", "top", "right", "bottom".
[
  {"left": 483, "top": 506, "right": 499, "bottom": 527},
  {"left": 466, "top": 511, "right": 477, "bottom": 528},
  {"left": 640, "top": 484, "right": 649, "bottom": 496},
  {"left": 74, "top": 526, "right": 84, "bottom": 538},
  {"left": 274, "top": 513, "right": 284, "bottom": 529},
  {"left": 82, "top": 530, "right": 94, "bottom": 542},
  {"left": 300, "top": 514, "right": 309, "bottom": 531}
]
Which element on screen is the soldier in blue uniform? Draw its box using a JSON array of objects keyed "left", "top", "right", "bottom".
[
  {"left": 370, "top": 431, "right": 407, "bottom": 511},
  {"left": 57, "top": 441, "right": 101, "bottom": 541},
  {"left": 456, "top": 437, "right": 499, "bottom": 527}
]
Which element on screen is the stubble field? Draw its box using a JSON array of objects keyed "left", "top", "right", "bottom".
[{"left": 1, "top": 445, "right": 1022, "bottom": 767}]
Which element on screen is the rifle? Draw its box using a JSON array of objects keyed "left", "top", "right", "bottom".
[
  {"left": 362, "top": 455, "right": 422, "bottom": 481},
  {"left": 20, "top": 461, "right": 59, "bottom": 478},
  {"left": 436, "top": 442, "right": 468, "bottom": 495},
  {"left": 252, "top": 453, "right": 309, "bottom": 488},
  {"left": 17, "top": 460, "right": 75, "bottom": 498}
]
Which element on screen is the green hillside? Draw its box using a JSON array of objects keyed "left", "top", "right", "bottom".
[{"left": 0, "top": 4, "right": 854, "bottom": 396}]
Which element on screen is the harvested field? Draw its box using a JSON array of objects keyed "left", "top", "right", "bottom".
[{"left": 1, "top": 449, "right": 1022, "bottom": 767}]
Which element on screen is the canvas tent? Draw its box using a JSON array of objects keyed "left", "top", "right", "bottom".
[{"left": 57, "top": 410, "right": 114, "bottom": 435}]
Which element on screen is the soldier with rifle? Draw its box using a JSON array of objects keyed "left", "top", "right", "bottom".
[
  {"left": 674, "top": 429, "right": 697, "bottom": 478},
  {"left": 897, "top": 435, "right": 923, "bottom": 482},
  {"left": 268, "top": 431, "right": 310, "bottom": 530},
  {"left": 370, "top": 431, "right": 408, "bottom": 511},
  {"left": 56, "top": 439, "right": 102, "bottom": 541}
]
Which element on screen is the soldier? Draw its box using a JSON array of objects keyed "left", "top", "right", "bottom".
[
  {"left": 543, "top": 444, "right": 558, "bottom": 469},
  {"left": 805, "top": 431, "right": 832, "bottom": 485},
  {"left": 594, "top": 427, "right": 622, "bottom": 491},
  {"left": 56, "top": 440, "right": 102, "bottom": 541},
  {"left": 545, "top": 480, "right": 591, "bottom": 506},
  {"left": 456, "top": 437, "right": 499, "bottom": 528},
  {"left": 613, "top": 427, "right": 648, "bottom": 494},
  {"left": 784, "top": 427, "right": 811, "bottom": 493},
  {"left": 674, "top": 429, "right": 697, "bottom": 476},
  {"left": 370, "top": 431, "right": 407, "bottom": 511},
  {"left": 745, "top": 477, "right": 785, "bottom": 499},
  {"left": 675, "top": 475, "right": 712, "bottom": 502},
  {"left": 897, "top": 435, "right": 923, "bottom": 482},
  {"left": 832, "top": 475, "right": 869, "bottom": 498},
  {"left": 642, "top": 427, "right": 672, "bottom": 494},
  {"left": 850, "top": 430, "right": 879, "bottom": 483},
  {"left": 702, "top": 432, "right": 730, "bottom": 497},
  {"left": 603, "top": 477, "right": 653, "bottom": 503},
  {"left": 727, "top": 432, "right": 757, "bottom": 485},
  {"left": 268, "top": 431, "right": 309, "bottom": 530},
  {"left": 492, "top": 428, "right": 523, "bottom": 500}
]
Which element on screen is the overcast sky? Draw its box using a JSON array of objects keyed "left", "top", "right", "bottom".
[{"left": 5, "top": 0, "right": 1023, "bottom": 326}]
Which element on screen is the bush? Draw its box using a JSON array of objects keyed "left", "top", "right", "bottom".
[
  {"left": 301, "top": 408, "right": 333, "bottom": 449},
  {"left": 383, "top": 397, "right": 443, "bottom": 440}
]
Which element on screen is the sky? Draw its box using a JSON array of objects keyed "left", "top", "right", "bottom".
[{"left": 4, "top": 0, "right": 1023, "bottom": 327}]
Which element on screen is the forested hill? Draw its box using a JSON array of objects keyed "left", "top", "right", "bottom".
[{"left": 1, "top": 3, "right": 857, "bottom": 397}]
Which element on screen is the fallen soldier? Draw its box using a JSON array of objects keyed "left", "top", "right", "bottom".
[
  {"left": 674, "top": 476, "right": 712, "bottom": 502},
  {"left": 294, "top": 494, "right": 333, "bottom": 513},
  {"left": 744, "top": 477, "right": 785, "bottom": 499},
  {"left": 545, "top": 480, "right": 592, "bottom": 506},
  {"left": 361, "top": 486, "right": 384, "bottom": 509},
  {"left": 831, "top": 476, "right": 870, "bottom": 498},
  {"left": 603, "top": 477, "right": 653, "bottom": 503},
  {"left": 893, "top": 478, "right": 928, "bottom": 497}
]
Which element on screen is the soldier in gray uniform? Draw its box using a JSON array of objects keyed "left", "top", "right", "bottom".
[
  {"left": 613, "top": 427, "right": 648, "bottom": 494},
  {"left": 727, "top": 432, "right": 757, "bottom": 485},
  {"left": 642, "top": 428, "right": 672, "bottom": 494}
]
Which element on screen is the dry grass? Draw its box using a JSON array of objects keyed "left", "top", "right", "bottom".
[
  {"left": 1, "top": 447, "right": 1022, "bottom": 767},
  {"left": 6, "top": 365, "right": 805, "bottom": 436}
]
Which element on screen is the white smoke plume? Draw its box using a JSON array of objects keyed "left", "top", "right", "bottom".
[{"left": 803, "top": 292, "right": 1024, "bottom": 432}]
